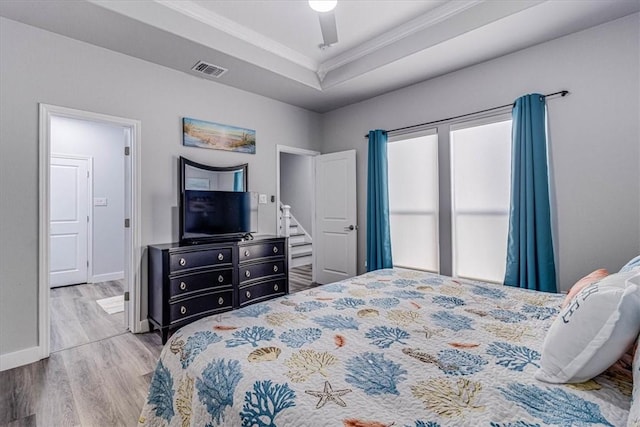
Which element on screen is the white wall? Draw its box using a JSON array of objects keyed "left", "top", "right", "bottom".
[
  {"left": 322, "top": 14, "right": 640, "bottom": 292},
  {"left": 51, "top": 116, "right": 125, "bottom": 281},
  {"left": 280, "top": 152, "right": 313, "bottom": 234},
  {"left": 0, "top": 17, "right": 322, "bottom": 356}
]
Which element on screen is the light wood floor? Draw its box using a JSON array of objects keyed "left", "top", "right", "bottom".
[
  {"left": 1, "top": 281, "right": 164, "bottom": 427},
  {"left": 50, "top": 281, "right": 127, "bottom": 353},
  {"left": 0, "top": 332, "right": 163, "bottom": 427},
  {"left": 1, "top": 268, "right": 320, "bottom": 427},
  {"left": 288, "top": 264, "right": 321, "bottom": 293}
]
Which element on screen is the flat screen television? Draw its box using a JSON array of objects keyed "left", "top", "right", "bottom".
[{"left": 180, "top": 190, "right": 257, "bottom": 243}]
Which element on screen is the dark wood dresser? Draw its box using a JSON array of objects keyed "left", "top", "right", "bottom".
[{"left": 148, "top": 235, "right": 288, "bottom": 343}]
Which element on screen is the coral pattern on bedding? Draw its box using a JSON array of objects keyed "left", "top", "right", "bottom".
[{"left": 139, "top": 269, "right": 632, "bottom": 427}]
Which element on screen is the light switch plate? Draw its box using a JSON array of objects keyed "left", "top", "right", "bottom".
[
  {"left": 94, "top": 197, "right": 108, "bottom": 206},
  {"left": 258, "top": 194, "right": 267, "bottom": 204}
]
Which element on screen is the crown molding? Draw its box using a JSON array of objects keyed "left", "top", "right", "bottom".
[
  {"left": 316, "top": 0, "right": 482, "bottom": 81},
  {"left": 157, "top": 0, "right": 481, "bottom": 83},
  {"left": 156, "top": 0, "right": 318, "bottom": 72}
]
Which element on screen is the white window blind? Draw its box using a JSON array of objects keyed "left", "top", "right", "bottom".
[
  {"left": 450, "top": 118, "right": 512, "bottom": 283},
  {"left": 387, "top": 133, "right": 439, "bottom": 272}
]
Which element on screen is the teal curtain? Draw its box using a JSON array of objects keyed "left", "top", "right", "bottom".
[
  {"left": 233, "top": 171, "right": 243, "bottom": 191},
  {"left": 366, "top": 129, "right": 393, "bottom": 271},
  {"left": 504, "top": 94, "right": 557, "bottom": 293}
]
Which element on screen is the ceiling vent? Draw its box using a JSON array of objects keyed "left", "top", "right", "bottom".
[{"left": 191, "top": 61, "right": 228, "bottom": 78}]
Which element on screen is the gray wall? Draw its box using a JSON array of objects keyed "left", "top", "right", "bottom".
[
  {"left": 1, "top": 12, "right": 639, "bottom": 359},
  {"left": 0, "top": 17, "right": 322, "bottom": 355},
  {"left": 51, "top": 116, "right": 125, "bottom": 281},
  {"left": 280, "top": 152, "right": 313, "bottom": 235},
  {"left": 322, "top": 14, "right": 640, "bottom": 292}
]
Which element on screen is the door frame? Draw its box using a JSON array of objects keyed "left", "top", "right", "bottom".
[
  {"left": 49, "top": 153, "right": 94, "bottom": 287},
  {"left": 38, "top": 104, "right": 143, "bottom": 361},
  {"left": 275, "top": 145, "right": 320, "bottom": 282}
]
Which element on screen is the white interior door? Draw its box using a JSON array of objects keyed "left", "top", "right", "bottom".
[
  {"left": 50, "top": 156, "right": 89, "bottom": 287},
  {"left": 314, "top": 150, "right": 357, "bottom": 284}
]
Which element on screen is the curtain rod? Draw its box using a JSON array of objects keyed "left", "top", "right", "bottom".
[{"left": 364, "top": 90, "right": 569, "bottom": 138}]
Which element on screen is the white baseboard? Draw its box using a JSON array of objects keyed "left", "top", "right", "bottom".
[
  {"left": 1, "top": 319, "right": 151, "bottom": 371},
  {"left": 0, "top": 345, "right": 44, "bottom": 372},
  {"left": 91, "top": 271, "right": 125, "bottom": 283},
  {"left": 134, "top": 318, "right": 151, "bottom": 334}
]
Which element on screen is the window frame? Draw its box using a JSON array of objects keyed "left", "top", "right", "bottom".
[{"left": 386, "top": 110, "right": 513, "bottom": 282}]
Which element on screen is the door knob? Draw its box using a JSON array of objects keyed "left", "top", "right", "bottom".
[{"left": 345, "top": 225, "right": 356, "bottom": 231}]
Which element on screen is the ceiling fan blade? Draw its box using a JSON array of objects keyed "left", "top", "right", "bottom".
[{"left": 318, "top": 11, "right": 338, "bottom": 46}]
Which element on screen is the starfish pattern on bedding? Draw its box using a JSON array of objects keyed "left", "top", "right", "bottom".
[{"left": 305, "top": 381, "right": 352, "bottom": 409}]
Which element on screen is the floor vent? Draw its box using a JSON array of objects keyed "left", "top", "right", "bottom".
[{"left": 191, "top": 61, "right": 227, "bottom": 78}]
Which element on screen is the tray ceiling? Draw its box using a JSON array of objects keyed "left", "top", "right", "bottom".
[{"left": 1, "top": 0, "right": 638, "bottom": 112}]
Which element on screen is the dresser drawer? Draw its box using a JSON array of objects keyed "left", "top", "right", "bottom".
[
  {"left": 169, "top": 289, "right": 233, "bottom": 324},
  {"left": 239, "top": 241, "right": 285, "bottom": 262},
  {"left": 170, "top": 248, "right": 232, "bottom": 272},
  {"left": 169, "top": 269, "right": 232, "bottom": 299},
  {"left": 239, "top": 278, "right": 286, "bottom": 306},
  {"left": 239, "top": 260, "right": 285, "bottom": 284}
]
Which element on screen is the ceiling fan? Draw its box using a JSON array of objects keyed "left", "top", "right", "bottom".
[{"left": 309, "top": 0, "right": 338, "bottom": 49}]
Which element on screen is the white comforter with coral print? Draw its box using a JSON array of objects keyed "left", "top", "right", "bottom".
[{"left": 139, "top": 268, "right": 632, "bottom": 427}]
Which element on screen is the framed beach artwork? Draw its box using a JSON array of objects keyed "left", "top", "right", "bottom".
[{"left": 182, "top": 117, "right": 256, "bottom": 154}]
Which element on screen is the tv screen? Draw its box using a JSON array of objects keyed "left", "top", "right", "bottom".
[{"left": 181, "top": 190, "right": 254, "bottom": 241}]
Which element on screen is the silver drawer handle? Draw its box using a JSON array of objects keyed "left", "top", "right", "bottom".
[
  {"left": 274, "top": 284, "right": 279, "bottom": 291},
  {"left": 218, "top": 253, "right": 224, "bottom": 261},
  {"left": 273, "top": 265, "right": 278, "bottom": 273},
  {"left": 218, "top": 297, "right": 224, "bottom": 305},
  {"left": 218, "top": 275, "right": 224, "bottom": 283},
  {"left": 245, "top": 270, "right": 251, "bottom": 278},
  {"left": 180, "top": 306, "right": 187, "bottom": 315},
  {"left": 244, "top": 250, "right": 250, "bottom": 257},
  {"left": 273, "top": 246, "right": 278, "bottom": 253},
  {"left": 246, "top": 291, "right": 251, "bottom": 299},
  {"left": 179, "top": 282, "right": 187, "bottom": 291},
  {"left": 179, "top": 258, "right": 186, "bottom": 266}
]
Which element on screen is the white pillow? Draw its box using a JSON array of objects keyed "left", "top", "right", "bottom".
[
  {"left": 620, "top": 255, "right": 640, "bottom": 273},
  {"left": 629, "top": 340, "right": 640, "bottom": 426},
  {"left": 628, "top": 277, "right": 640, "bottom": 427},
  {"left": 536, "top": 271, "right": 640, "bottom": 384}
]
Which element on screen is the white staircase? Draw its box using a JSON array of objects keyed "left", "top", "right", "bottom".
[{"left": 280, "top": 204, "right": 312, "bottom": 268}]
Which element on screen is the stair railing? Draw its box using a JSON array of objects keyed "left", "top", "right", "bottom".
[
  {"left": 280, "top": 202, "right": 314, "bottom": 268},
  {"left": 281, "top": 204, "right": 292, "bottom": 268},
  {"left": 281, "top": 204, "right": 291, "bottom": 238}
]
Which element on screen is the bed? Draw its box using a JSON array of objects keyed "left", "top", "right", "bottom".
[{"left": 139, "top": 268, "right": 633, "bottom": 427}]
